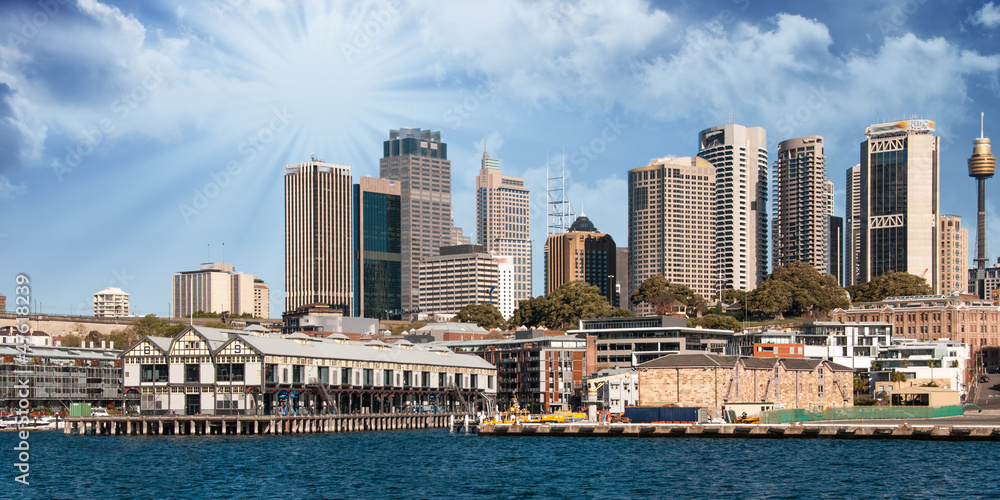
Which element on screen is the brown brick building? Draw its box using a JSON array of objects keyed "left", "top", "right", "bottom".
[
  {"left": 831, "top": 293, "right": 1000, "bottom": 369},
  {"left": 637, "top": 354, "right": 854, "bottom": 417}
]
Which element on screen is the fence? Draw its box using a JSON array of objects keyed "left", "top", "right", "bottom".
[{"left": 760, "top": 405, "right": 964, "bottom": 424}]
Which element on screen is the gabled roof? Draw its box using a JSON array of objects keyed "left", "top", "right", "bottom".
[
  {"left": 638, "top": 353, "right": 739, "bottom": 369},
  {"left": 780, "top": 358, "right": 824, "bottom": 371},
  {"left": 740, "top": 357, "right": 779, "bottom": 369}
]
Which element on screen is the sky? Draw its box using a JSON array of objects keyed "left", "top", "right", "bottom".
[{"left": 2, "top": 0, "right": 999, "bottom": 319}]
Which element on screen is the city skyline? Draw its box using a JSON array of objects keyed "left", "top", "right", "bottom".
[{"left": 2, "top": 1, "right": 1000, "bottom": 316}]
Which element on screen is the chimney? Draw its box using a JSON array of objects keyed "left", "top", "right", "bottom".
[
  {"left": 55, "top": 340, "right": 61, "bottom": 347},
  {"left": 109, "top": 341, "right": 114, "bottom": 350},
  {"left": 101, "top": 340, "right": 106, "bottom": 349},
  {"left": 89, "top": 341, "right": 94, "bottom": 349}
]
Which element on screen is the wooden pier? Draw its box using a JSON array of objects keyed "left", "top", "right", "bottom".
[
  {"left": 478, "top": 422, "right": 1000, "bottom": 441},
  {"left": 64, "top": 413, "right": 460, "bottom": 436}
]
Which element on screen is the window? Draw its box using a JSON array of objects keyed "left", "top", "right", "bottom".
[
  {"left": 439, "top": 372, "right": 446, "bottom": 388},
  {"left": 292, "top": 365, "right": 303, "bottom": 384},
  {"left": 185, "top": 364, "right": 199, "bottom": 383},
  {"left": 265, "top": 364, "right": 276, "bottom": 383},
  {"left": 421, "top": 371, "right": 430, "bottom": 387},
  {"left": 318, "top": 366, "right": 329, "bottom": 384},
  {"left": 403, "top": 371, "right": 412, "bottom": 387},
  {"left": 363, "top": 369, "right": 373, "bottom": 386},
  {"left": 140, "top": 364, "right": 154, "bottom": 382},
  {"left": 384, "top": 370, "right": 393, "bottom": 386},
  {"left": 341, "top": 368, "right": 352, "bottom": 386},
  {"left": 455, "top": 373, "right": 463, "bottom": 388},
  {"left": 470, "top": 374, "right": 478, "bottom": 388}
]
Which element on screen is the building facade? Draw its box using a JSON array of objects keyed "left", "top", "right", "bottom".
[
  {"left": 698, "top": 124, "right": 769, "bottom": 291},
  {"left": 353, "top": 176, "right": 402, "bottom": 319},
  {"left": 637, "top": 354, "right": 854, "bottom": 418},
  {"left": 938, "top": 215, "right": 968, "bottom": 295},
  {"left": 253, "top": 279, "right": 269, "bottom": 319},
  {"left": 579, "top": 316, "right": 737, "bottom": 371},
  {"left": 475, "top": 147, "right": 532, "bottom": 312},
  {"left": 379, "top": 128, "right": 466, "bottom": 313},
  {"left": 1, "top": 344, "right": 121, "bottom": 410},
  {"left": 173, "top": 263, "right": 265, "bottom": 319},
  {"left": 846, "top": 164, "right": 862, "bottom": 286},
  {"left": 831, "top": 293, "right": 1000, "bottom": 369},
  {"left": 440, "top": 333, "right": 587, "bottom": 412},
  {"left": 545, "top": 215, "right": 617, "bottom": 304},
  {"left": 284, "top": 160, "right": 353, "bottom": 314},
  {"left": 830, "top": 215, "right": 844, "bottom": 286},
  {"left": 873, "top": 338, "right": 969, "bottom": 395},
  {"left": 121, "top": 326, "right": 496, "bottom": 415},
  {"left": 628, "top": 157, "right": 717, "bottom": 305},
  {"left": 771, "top": 136, "right": 830, "bottom": 275},
  {"left": 615, "top": 247, "right": 630, "bottom": 310},
  {"left": 417, "top": 245, "right": 498, "bottom": 319},
  {"left": 969, "top": 258, "right": 1000, "bottom": 304},
  {"left": 850, "top": 119, "right": 940, "bottom": 292},
  {"left": 93, "top": 287, "right": 130, "bottom": 318}
]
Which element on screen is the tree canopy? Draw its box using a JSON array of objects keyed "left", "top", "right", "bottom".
[
  {"left": 846, "top": 271, "right": 933, "bottom": 303},
  {"left": 509, "top": 281, "right": 618, "bottom": 330},
  {"left": 631, "top": 275, "right": 705, "bottom": 316},
  {"left": 688, "top": 314, "right": 743, "bottom": 332},
  {"left": 742, "top": 261, "right": 849, "bottom": 319},
  {"left": 453, "top": 303, "right": 507, "bottom": 330}
]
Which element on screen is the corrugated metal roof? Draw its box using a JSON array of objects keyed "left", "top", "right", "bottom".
[{"left": 0, "top": 344, "right": 119, "bottom": 361}]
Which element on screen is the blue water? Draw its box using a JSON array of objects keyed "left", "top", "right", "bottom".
[{"left": 3, "top": 429, "right": 999, "bottom": 499}]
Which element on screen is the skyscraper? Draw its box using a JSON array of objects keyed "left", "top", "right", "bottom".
[
  {"left": 173, "top": 262, "right": 266, "bottom": 318},
  {"left": 850, "top": 119, "right": 940, "bottom": 291},
  {"left": 284, "top": 159, "right": 353, "bottom": 313},
  {"left": 969, "top": 114, "right": 996, "bottom": 270},
  {"left": 545, "top": 214, "right": 617, "bottom": 304},
  {"left": 938, "top": 215, "right": 968, "bottom": 295},
  {"left": 845, "top": 164, "right": 862, "bottom": 287},
  {"left": 829, "top": 216, "right": 844, "bottom": 286},
  {"left": 476, "top": 145, "right": 532, "bottom": 312},
  {"left": 379, "top": 128, "right": 465, "bottom": 313},
  {"left": 698, "top": 123, "right": 768, "bottom": 291},
  {"left": 353, "top": 177, "right": 401, "bottom": 319},
  {"left": 771, "top": 135, "right": 830, "bottom": 274},
  {"left": 628, "top": 157, "right": 716, "bottom": 303},
  {"left": 418, "top": 244, "right": 498, "bottom": 319}
]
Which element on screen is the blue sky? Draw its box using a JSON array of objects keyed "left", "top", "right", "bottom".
[{"left": 2, "top": 0, "right": 999, "bottom": 319}]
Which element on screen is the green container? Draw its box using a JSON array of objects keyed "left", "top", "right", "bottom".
[{"left": 69, "top": 402, "right": 92, "bottom": 418}]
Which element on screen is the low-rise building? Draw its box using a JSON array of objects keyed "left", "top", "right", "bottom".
[
  {"left": 437, "top": 332, "right": 587, "bottom": 413},
  {"left": 871, "top": 338, "right": 969, "bottom": 395},
  {"left": 418, "top": 245, "right": 498, "bottom": 320},
  {"left": 1, "top": 343, "right": 121, "bottom": 411},
  {"left": 579, "top": 316, "right": 737, "bottom": 372},
  {"left": 637, "top": 354, "right": 854, "bottom": 418},
  {"left": 734, "top": 322, "right": 892, "bottom": 370},
  {"left": 831, "top": 293, "right": 1000, "bottom": 369},
  {"left": 121, "top": 326, "right": 496, "bottom": 415},
  {"left": 281, "top": 303, "right": 378, "bottom": 335}
]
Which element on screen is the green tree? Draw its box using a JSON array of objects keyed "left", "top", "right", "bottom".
[
  {"left": 453, "top": 303, "right": 507, "bottom": 330},
  {"left": 611, "top": 308, "right": 634, "bottom": 317},
  {"left": 203, "top": 321, "right": 229, "bottom": 329},
  {"left": 846, "top": 271, "right": 933, "bottom": 303},
  {"left": 509, "top": 281, "right": 616, "bottom": 330},
  {"left": 106, "top": 328, "right": 138, "bottom": 350},
  {"left": 387, "top": 321, "right": 427, "bottom": 336},
  {"left": 853, "top": 376, "right": 867, "bottom": 395},
  {"left": 84, "top": 330, "right": 103, "bottom": 346},
  {"left": 688, "top": 314, "right": 743, "bottom": 332},
  {"left": 631, "top": 275, "right": 706, "bottom": 316},
  {"left": 767, "top": 261, "right": 849, "bottom": 317},
  {"left": 890, "top": 371, "right": 907, "bottom": 383},
  {"left": 60, "top": 334, "right": 82, "bottom": 348},
  {"left": 720, "top": 289, "right": 747, "bottom": 305}
]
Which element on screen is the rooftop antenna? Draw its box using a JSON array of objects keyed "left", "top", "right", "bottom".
[
  {"left": 207, "top": 243, "right": 210, "bottom": 262},
  {"left": 982, "top": 111, "right": 986, "bottom": 139},
  {"left": 222, "top": 242, "right": 225, "bottom": 267}
]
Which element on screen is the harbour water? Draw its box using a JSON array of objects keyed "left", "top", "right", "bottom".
[{"left": 5, "top": 429, "right": 1000, "bottom": 499}]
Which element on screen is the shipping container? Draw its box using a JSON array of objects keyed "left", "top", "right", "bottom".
[
  {"left": 69, "top": 403, "right": 91, "bottom": 418},
  {"left": 624, "top": 406, "right": 704, "bottom": 423}
]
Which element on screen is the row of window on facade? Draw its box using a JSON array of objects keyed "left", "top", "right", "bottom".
[{"left": 139, "top": 363, "right": 493, "bottom": 389}]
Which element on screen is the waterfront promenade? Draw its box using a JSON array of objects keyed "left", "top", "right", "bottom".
[{"left": 64, "top": 412, "right": 459, "bottom": 436}]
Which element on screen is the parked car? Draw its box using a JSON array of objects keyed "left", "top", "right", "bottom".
[{"left": 980, "top": 375, "right": 990, "bottom": 383}]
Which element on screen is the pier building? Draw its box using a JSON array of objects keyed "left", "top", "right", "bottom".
[
  {"left": 0, "top": 343, "right": 121, "bottom": 410},
  {"left": 121, "top": 326, "right": 496, "bottom": 416},
  {"left": 578, "top": 316, "right": 737, "bottom": 371}
]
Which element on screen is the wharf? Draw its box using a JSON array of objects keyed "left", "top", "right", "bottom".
[
  {"left": 478, "top": 422, "right": 1000, "bottom": 441},
  {"left": 64, "top": 412, "right": 460, "bottom": 436}
]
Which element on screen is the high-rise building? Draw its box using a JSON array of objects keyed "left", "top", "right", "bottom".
[
  {"left": 830, "top": 216, "right": 844, "bottom": 286},
  {"left": 938, "top": 215, "right": 968, "bottom": 295},
  {"left": 173, "top": 263, "right": 265, "bottom": 318},
  {"left": 615, "top": 247, "right": 630, "bottom": 310},
  {"left": 353, "top": 177, "right": 402, "bottom": 319},
  {"left": 379, "top": 128, "right": 465, "bottom": 314},
  {"left": 698, "top": 124, "right": 769, "bottom": 291},
  {"left": 284, "top": 159, "right": 353, "bottom": 313},
  {"left": 628, "top": 157, "right": 716, "bottom": 304},
  {"left": 496, "top": 255, "right": 516, "bottom": 319},
  {"left": 849, "top": 119, "right": 940, "bottom": 291},
  {"left": 845, "top": 164, "right": 862, "bottom": 286},
  {"left": 475, "top": 146, "right": 532, "bottom": 308},
  {"left": 93, "top": 287, "right": 130, "bottom": 318},
  {"left": 772, "top": 136, "right": 830, "bottom": 274},
  {"left": 418, "top": 245, "right": 498, "bottom": 319},
  {"left": 545, "top": 214, "right": 617, "bottom": 304},
  {"left": 252, "top": 278, "right": 269, "bottom": 319}
]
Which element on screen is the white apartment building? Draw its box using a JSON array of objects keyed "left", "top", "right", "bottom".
[{"left": 93, "top": 287, "right": 131, "bottom": 318}]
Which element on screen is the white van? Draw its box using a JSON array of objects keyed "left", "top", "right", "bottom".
[{"left": 91, "top": 407, "right": 110, "bottom": 417}]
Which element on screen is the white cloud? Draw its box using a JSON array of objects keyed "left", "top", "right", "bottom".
[
  {"left": 0, "top": 175, "right": 26, "bottom": 199},
  {"left": 972, "top": 2, "right": 1000, "bottom": 29}
]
